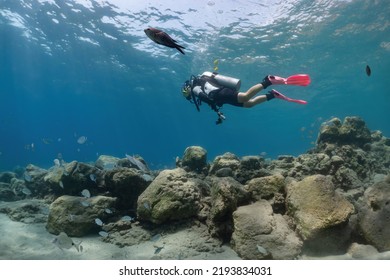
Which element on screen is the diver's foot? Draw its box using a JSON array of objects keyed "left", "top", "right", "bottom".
[
  {"left": 268, "top": 89, "right": 288, "bottom": 101},
  {"left": 261, "top": 75, "right": 272, "bottom": 89},
  {"left": 268, "top": 75, "right": 287, "bottom": 85},
  {"left": 268, "top": 89, "right": 307, "bottom": 104}
]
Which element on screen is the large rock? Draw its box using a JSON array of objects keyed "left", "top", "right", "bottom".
[
  {"left": 181, "top": 146, "right": 207, "bottom": 172},
  {"left": 0, "top": 172, "right": 17, "bottom": 183},
  {"left": 317, "top": 116, "right": 371, "bottom": 148},
  {"left": 286, "top": 175, "right": 354, "bottom": 240},
  {"left": 333, "top": 166, "right": 364, "bottom": 190},
  {"left": 0, "top": 182, "right": 15, "bottom": 201},
  {"left": 46, "top": 195, "right": 117, "bottom": 236},
  {"left": 358, "top": 176, "right": 390, "bottom": 251},
  {"left": 209, "top": 152, "right": 241, "bottom": 175},
  {"left": 245, "top": 174, "right": 286, "bottom": 213},
  {"left": 22, "top": 164, "right": 50, "bottom": 198},
  {"left": 245, "top": 174, "right": 285, "bottom": 200},
  {"left": 104, "top": 168, "right": 151, "bottom": 211},
  {"left": 137, "top": 168, "right": 208, "bottom": 224},
  {"left": 235, "top": 156, "right": 271, "bottom": 184},
  {"left": 231, "top": 200, "right": 302, "bottom": 259},
  {"left": 42, "top": 161, "right": 99, "bottom": 196},
  {"left": 206, "top": 176, "right": 249, "bottom": 240}
]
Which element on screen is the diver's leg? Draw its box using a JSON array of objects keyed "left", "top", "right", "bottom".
[
  {"left": 237, "top": 75, "right": 273, "bottom": 103},
  {"left": 243, "top": 95, "right": 267, "bottom": 108},
  {"left": 243, "top": 91, "right": 275, "bottom": 108},
  {"left": 237, "top": 84, "right": 264, "bottom": 103}
]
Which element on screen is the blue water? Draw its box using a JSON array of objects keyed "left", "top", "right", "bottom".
[{"left": 0, "top": 0, "right": 389, "bottom": 171}]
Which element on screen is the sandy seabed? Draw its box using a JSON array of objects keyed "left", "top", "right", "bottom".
[{"left": 0, "top": 211, "right": 240, "bottom": 260}]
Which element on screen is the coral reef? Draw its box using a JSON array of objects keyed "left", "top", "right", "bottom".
[{"left": 1, "top": 116, "right": 389, "bottom": 259}]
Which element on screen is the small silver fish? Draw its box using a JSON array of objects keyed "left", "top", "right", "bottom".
[
  {"left": 53, "top": 158, "right": 61, "bottom": 167},
  {"left": 143, "top": 202, "right": 150, "bottom": 210},
  {"left": 22, "top": 187, "right": 32, "bottom": 196},
  {"left": 142, "top": 174, "right": 154, "bottom": 182},
  {"left": 120, "top": 215, "right": 134, "bottom": 222},
  {"left": 256, "top": 244, "right": 268, "bottom": 255},
  {"left": 77, "top": 136, "right": 87, "bottom": 144},
  {"left": 81, "top": 189, "right": 91, "bottom": 198},
  {"left": 59, "top": 181, "right": 64, "bottom": 189},
  {"left": 98, "top": 231, "right": 109, "bottom": 238},
  {"left": 103, "top": 162, "right": 116, "bottom": 170},
  {"left": 104, "top": 208, "right": 113, "bottom": 214},
  {"left": 52, "top": 232, "right": 82, "bottom": 252},
  {"left": 125, "top": 154, "right": 147, "bottom": 171},
  {"left": 89, "top": 174, "right": 97, "bottom": 182},
  {"left": 80, "top": 200, "right": 90, "bottom": 207},
  {"left": 23, "top": 172, "right": 32, "bottom": 182},
  {"left": 151, "top": 234, "right": 161, "bottom": 242},
  {"left": 95, "top": 218, "right": 104, "bottom": 226}
]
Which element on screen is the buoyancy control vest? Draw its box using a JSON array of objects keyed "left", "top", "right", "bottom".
[{"left": 190, "top": 72, "right": 240, "bottom": 124}]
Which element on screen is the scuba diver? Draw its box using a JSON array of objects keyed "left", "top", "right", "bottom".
[{"left": 181, "top": 72, "right": 310, "bottom": 124}]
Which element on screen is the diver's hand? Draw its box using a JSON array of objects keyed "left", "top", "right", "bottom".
[{"left": 217, "top": 111, "right": 226, "bottom": 120}]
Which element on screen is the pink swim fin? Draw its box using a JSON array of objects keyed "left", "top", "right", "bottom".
[
  {"left": 269, "top": 74, "right": 311, "bottom": 86},
  {"left": 269, "top": 89, "right": 307, "bottom": 105}
]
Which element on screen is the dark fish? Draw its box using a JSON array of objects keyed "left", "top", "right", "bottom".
[
  {"left": 154, "top": 245, "right": 164, "bottom": 254},
  {"left": 366, "top": 65, "right": 371, "bottom": 76},
  {"left": 144, "top": 27, "right": 185, "bottom": 55}
]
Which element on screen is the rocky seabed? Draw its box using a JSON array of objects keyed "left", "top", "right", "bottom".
[{"left": 1, "top": 116, "right": 389, "bottom": 259}]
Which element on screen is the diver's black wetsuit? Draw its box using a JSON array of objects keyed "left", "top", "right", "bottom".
[{"left": 191, "top": 75, "right": 243, "bottom": 109}]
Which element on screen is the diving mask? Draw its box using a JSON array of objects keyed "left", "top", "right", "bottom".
[{"left": 182, "top": 81, "right": 191, "bottom": 100}]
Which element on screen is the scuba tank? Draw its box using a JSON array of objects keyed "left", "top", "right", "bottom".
[{"left": 201, "top": 71, "right": 241, "bottom": 91}]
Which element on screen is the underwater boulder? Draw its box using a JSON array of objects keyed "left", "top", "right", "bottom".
[
  {"left": 137, "top": 168, "right": 208, "bottom": 224},
  {"left": 231, "top": 200, "right": 302, "bottom": 260},
  {"left": 181, "top": 146, "right": 208, "bottom": 172},
  {"left": 316, "top": 116, "right": 372, "bottom": 149},
  {"left": 209, "top": 152, "right": 241, "bottom": 175},
  {"left": 20, "top": 164, "right": 50, "bottom": 197},
  {"left": 286, "top": 175, "right": 354, "bottom": 244},
  {"left": 333, "top": 166, "right": 364, "bottom": 190},
  {"left": 0, "top": 172, "right": 17, "bottom": 184},
  {"left": 235, "top": 156, "right": 271, "bottom": 183},
  {"left": 334, "top": 146, "right": 368, "bottom": 174},
  {"left": 43, "top": 166, "right": 65, "bottom": 187},
  {"left": 339, "top": 116, "right": 372, "bottom": 146},
  {"left": 9, "top": 178, "right": 29, "bottom": 198},
  {"left": 214, "top": 167, "right": 234, "bottom": 177},
  {"left": 240, "top": 156, "right": 263, "bottom": 170},
  {"left": 295, "top": 153, "right": 332, "bottom": 175},
  {"left": 245, "top": 174, "right": 285, "bottom": 201},
  {"left": 245, "top": 174, "right": 286, "bottom": 214},
  {"left": 0, "top": 182, "right": 16, "bottom": 201},
  {"left": 206, "top": 176, "right": 250, "bottom": 240},
  {"left": 46, "top": 195, "right": 117, "bottom": 237},
  {"left": 43, "top": 161, "right": 99, "bottom": 197},
  {"left": 358, "top": 175, "right": 390, "bottom": 251},
  {"left": 104, "top": 167, "right": 151, "bottom": 211},
  {"left": 366, "top": 134, "right": 390, "bottom": 176}
]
